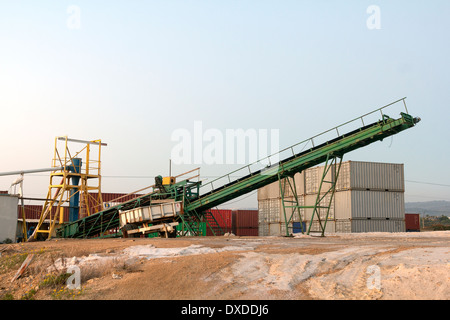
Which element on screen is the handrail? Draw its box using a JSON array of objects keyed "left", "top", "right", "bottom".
[{"left": 199, "top": 97, "right": 408, "bottom": 194}]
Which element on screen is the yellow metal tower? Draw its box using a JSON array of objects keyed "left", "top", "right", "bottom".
[{"left": 29, "top": 137, "right": 107, "bottom": 241}]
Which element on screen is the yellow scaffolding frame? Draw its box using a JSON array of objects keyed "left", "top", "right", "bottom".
[{"left": 29, "top": 136, "right": 106, "bottom": 241}]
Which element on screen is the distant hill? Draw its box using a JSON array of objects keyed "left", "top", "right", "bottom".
[{"left": 405, "top": 201, "right": 450, "bottom": 216}]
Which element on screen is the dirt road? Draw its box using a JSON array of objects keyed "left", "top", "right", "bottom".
[{"left": 0, "top": 231, "right": 448, "bottom": 300}]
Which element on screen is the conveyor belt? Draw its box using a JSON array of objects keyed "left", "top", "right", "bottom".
[{"left": 57, "top": 99, "right": 420, "bottom": 238}]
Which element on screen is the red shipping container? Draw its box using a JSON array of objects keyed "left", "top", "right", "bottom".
[
  {"left": 17, "top": 192, "right": 144, "bottom": 224},
  {"left": 405, "top": 213, "right": 420, "bottom": 232},
  {"left": 18, "top": 205, "right": 71, "bottom": 222},
  {"left": 206, "top": 209, "right": 233, "bottom": 236},
  {"left": 232, "top": 210, "right": 258, "bottom": 236}
]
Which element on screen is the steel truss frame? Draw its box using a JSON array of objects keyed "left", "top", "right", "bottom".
[
  {"left": 29, "top": 137, "right": 106, "bottom": 241},
  {"left": 279, "top": 154, "right": 343, "bottom": 237}
]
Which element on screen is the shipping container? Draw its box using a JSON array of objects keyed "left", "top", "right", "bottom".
[
  {"left": 258, "top": 222, "right": 282, "bottom": 236},
  {"left": 269, "top": 222, "right": 281, "bottom": 236},
  {"left": 258, "top": 199, "right": 269, "bottom": 224},
  {"left": 294, "top": 172, "right": 305, "bottom": 196},
  {"left": 206, "top": 209, "right": 233, "bottom": 235},
  {"left": 258, "top": 172, "right": 305, "bottom": 200},
  {"left": 334, "top": 190, "right": 404, "bottom": 220},
  {"left": 268, "top": 198, "right": 281, "bottom": 223},
  {"left": 305, "top": 167, "right": 319, "bottom": 195},
  {"left": 293, "top": 221, "right": 307, "bottom": 233},
  {"left": 18, "top": 205, "right": 71, "bottom": 222},
  {"left": 258, "top": 223, "right": 269, "bottom": 236},
  {"left": 232, "top": 210, "right": 258, "bottom": 236},
  {"left": 261, "top": 219, "right": 335, "bottom": 236},
  {"left": 304, "top": 193, "right": 335, "bottom": 220},
  {"left": 258, "top": 161, "right": 405, "bottom": 196},
  {"left": 335, "top": 219, "right": 352, "bottom": 233},
  {"left": 305, "top": 166, "right": 334, "bottom": 195},
  {"left": 279, "top": 173, "right": 305, "bottom": 197},
  {"left": 1, "top": 194, "right": 19, "bottom": 242},
  {"left": 349, "top": 218, "right": 406, "bottom": 233},
  {"left": 259, "top": 195, "right": 333, "bottom": 236},
  {"left": 405, "top": 213, "right": 420, "bottom": 232},
  {"left": 258, "top": 199, "right": 280, "bottom": 236},
  {"left": 280, "top": 221, "right": 293, "bottom": 236},
  {"left": 335, "top": 219, "right": 405, "bottom": 233},
  {"left": 308, "top": 220, "right": 336, "bottom": 234},
  {"left": 257, "top": 181, "right": 280, "bottom": 200},
  {"left": 335, "top": 161, "right": 404, "bottom": 192},
  {"left": 258, "top": 197, "right": 295, "bottom": 224},
  {"left": 280, "top": 196, "right": 305, "bottom": 222}
]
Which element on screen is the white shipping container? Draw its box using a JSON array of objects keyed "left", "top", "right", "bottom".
[
  {"left": 258, "top": 171, "right": 305, "bottom": 200},
  {"left": 350, "top": 219, "right": 406, "bottom": 233},
  {"left": 280, "top": 196, "right": 305, "bottom": 222},
  {"left": 258, "top": 199, "right": 269, "bottom": 223},
  {"left": 269, "top": 222, "right": 281, "bottom": 236},
  {"left": 258, "top": 161, "right": 405, "bottom": 201},
  {"left": 305, "top": 166, "right": 334, "bottom": 195},
  {"left": 335, "top": 219, "right": 352, "bottom": 233},
  {"left": 305, "top": 167, "right": 319, "bottom": 194},
  {"left": 334, "top": 190, "right": 404, "bottom": 220},
  {"left": 280, "top": 221, "right": 293, "bottom": 236},
  {"left": 0, "top": 194, "right": 19, "bottom": 242},
  {"left": 268, "top": 198, "right": 281, "bottom": 223},
  {"left": 304, "top": 193, "right": 335, "bottom": 220},
  {"left": 307, "top": 220, "right": 336, "bottom": 234},
  {"left": 258, "top": 223, "right": 269, "bottom": 236},
  {"left": 294, "top": 172, "right": 306, "bottom": 196},
  {"left": 259, "top": 219, "right": 336, "bottom": 236},
  {"left": 257, "top": 198, "right": 282, "bottom": 224},
  {"left": 257, "top": 181, "right": 280, "bottom": 200},
  {"left": 336, "top": 161, "right": 404, "bottom": 192}
]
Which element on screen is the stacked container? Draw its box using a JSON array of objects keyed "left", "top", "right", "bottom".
[
  {"left": 258, "top": 161, "right": 406, "bottom": 235},
  {"left": 232, "top": 210, "right": 258, "bottom": 236},
  {"left": 205, "top": 209, "right": 233, "bottom": 236},
  {"left": 206, "top": 209, "right": 258, "bottom": 236}
]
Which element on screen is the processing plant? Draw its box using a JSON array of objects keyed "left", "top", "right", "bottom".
[{"left": 0, "top": 98, "right": 420, "bottom": 241}]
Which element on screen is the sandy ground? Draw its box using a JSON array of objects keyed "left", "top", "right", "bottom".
[{"left": 0, "top": 231, "right": 449, "bottom": 301}]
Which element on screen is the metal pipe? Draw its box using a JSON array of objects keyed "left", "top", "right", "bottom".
[
  {"left": 57, "top": 137, "right": 107, "bottom": 146},
  {"left": 0, "top": 167, "right": 64, "bottom": 177}
]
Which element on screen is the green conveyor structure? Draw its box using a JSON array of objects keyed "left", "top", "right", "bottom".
[{"left": 56, "top": 98, "right": 420, "bottom": 239}]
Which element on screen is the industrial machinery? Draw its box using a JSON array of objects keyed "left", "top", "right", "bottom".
[
  {"left": 55, "top": 97, "right": 420, "bottom": 238},
  {"left": 119, "top": 174, "right": 192, "bottom": 238}
]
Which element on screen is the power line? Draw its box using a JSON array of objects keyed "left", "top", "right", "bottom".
[
  {"left": 405, "top": 180, "right": 450, "bottom": 188},
  {"left": 18, "top": 173, "right": 450, "bottom": 187}
]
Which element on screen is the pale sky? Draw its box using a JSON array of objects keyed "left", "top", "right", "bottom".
[{"left": 0, "top": 1, "right": 449, "bottom": 209}]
